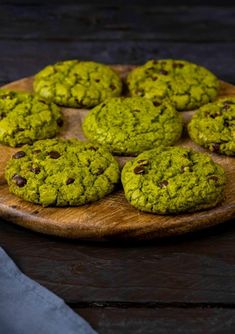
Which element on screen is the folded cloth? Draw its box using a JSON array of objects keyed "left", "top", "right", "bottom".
[{"left": 0, "top": 247, "right": 97, "bottom": 334}]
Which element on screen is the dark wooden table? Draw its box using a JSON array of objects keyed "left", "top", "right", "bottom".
[{"left": 1, "top": 1, "right": 235, "bottom": 333}]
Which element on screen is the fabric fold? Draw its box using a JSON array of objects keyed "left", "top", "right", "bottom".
[{"left": 0, "top": 247, "right": 97, "bottom": 334}]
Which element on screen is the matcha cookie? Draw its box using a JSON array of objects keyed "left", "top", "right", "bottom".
[
  {"left": 0, "top": 90, "right": 63, "bottom": 147},
  {"left": 5, "top": 138, "right": 120, "bottom": 207},
  {"left": 127, "top": 59, "right": 219, "bottom": 111},
  {"left": 121, "top": 146, "right": 226, "bottom": 214},
  {"left": 82, "top": 97, "right": 183, "bottom": 155},
  {"left": 33, "top": 60, "right": 122, "bottom": 108},
  {"left": 188, "top": 98, "right": 235, "bottom": 156}
]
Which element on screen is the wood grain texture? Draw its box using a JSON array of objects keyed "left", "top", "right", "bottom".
[
  {"left": 76, "top": 307, "right": 235, "bottom": 334},
  {"left": 1, "top": 41, "right": 235, "bottom": 85},
  {"left": 1, "top": 218, "right": 235, "bottom": 305},
  {"left": 1, "top": 5, "right": 235, "bottom": 42},
  {"left": 1, "top": 4, "right": 235, "bottom": 333},
  {"left": 1, "top": 4, "right": 235, "bottom": 85},
  {"left": 0, "top": 65, "right": 235, "bottom": 240}
]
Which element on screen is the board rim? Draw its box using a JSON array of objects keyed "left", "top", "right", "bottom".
[{"left": 0, "top": 69, "right": 235, "bottom": 241}]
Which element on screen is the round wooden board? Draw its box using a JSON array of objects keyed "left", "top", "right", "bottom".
[{"left": 0, "top": 65, "right": 235, "bottom": 240}]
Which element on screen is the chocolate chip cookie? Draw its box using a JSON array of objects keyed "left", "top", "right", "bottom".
[
  {"left": 33, "top": 60, "right": 122, "bottom": 108},
  {"left": 82, "top": 97, "right": 183, "bottom": 155},
  {"left": 127, "top": 59, "right": 219, "bottom": 111},
  {"left": 0, "top": 90, "right": 63, "bottom": 147},
  {"left": 121, "top": 146, "right": 226, "bottom": 214},
  {"left": 5, "top": 138, "right": 120, "bottom": 207},
  {"left": 188, "top": 97, "right": 235, "bottom": 155}
]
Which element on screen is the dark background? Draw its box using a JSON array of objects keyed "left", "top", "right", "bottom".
[
  {"left": 0, "top": 0, "right": 235, "bottom": 85},
  {"left": 1, "top": 1, "right": 235, "bottom": 333}
]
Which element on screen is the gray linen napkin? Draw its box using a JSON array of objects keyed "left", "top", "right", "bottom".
[{"left": 0, "top": 247, "right": 97, "bottom": 334}]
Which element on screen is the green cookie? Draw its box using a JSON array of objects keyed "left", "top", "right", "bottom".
[
  {"left": 82, "top": 97, "right": 183, "bottom": 155},
  {"left": 33, "top": 60, "right": 122, "bottom": 108},
  {"left": 0, "top": 90, "right": 63, "bottom": 147},
  {"left": 188, "top": 98, "right": 235, "bottom": 156},
  {"left": 127, "top": 59, "right": 219, "bottom": 111},
  {"left": 5, "top": 138, "right": 120, "bottom": 207},
  {"left": 121, "top": 146, "right": 226, "bottom": 214}
]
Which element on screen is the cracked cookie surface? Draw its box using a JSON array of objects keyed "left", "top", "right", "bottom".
[
  {"left": 0, "top": 90, "right": 62, "bottom": 147},
  {"left": 5, "top": 138, "right": 120, "bottom": 207},
  {"left": 82, "top": 97, "right": 183, "bottom": 155},
  {"left": 127, "top": 59, "right": 219, "bottom": 111},
  {"left": 121, "top": 146, "right": 225, "bottom": 214},
  {"left": 33, "top": 60, "right": 122, "bottom": 108},
  {"left": 188, "top": 98, "right": 235, "bottom": 156}
]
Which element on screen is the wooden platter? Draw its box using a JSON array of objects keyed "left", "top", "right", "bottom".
[{"left": 0, "top": 65, "right": 235, "bottom": 240}]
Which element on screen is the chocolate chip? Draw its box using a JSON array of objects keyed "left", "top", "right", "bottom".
[
  {"left": 96, "top": 168, "right": 104, "bottom": 176},
  {"left": 57, "top": 118, "right": 64, "bottom": 127},
  {"left": 95, "top": 78, "right": 100, "bottom": 82},
  {"left": 89, "top": 146, "right": 97, "bottom": 151},
  {"left": 210, "top": 112, "right": 221, "bottom": 118},
  {"left": 66, "top": 178, "right": 75, "bottom": 185},
  {"left": 12, "top": 175, "right": 27, "bottom": 187},
  {"left": 208, "top": 175, "right": 218, "bottom": 182},
  {"left": 151, "top": 76, "right": 158, "bottom": 81},
  {"left": 110, "top": 84, "right": 116, "bottom": 90},
  {"left": 173, "top": 63, "right": 184, "bottom": 68},
  {"left": 32, "top": 149, "right": 41, "bottom": 155},
  {"left": 146, "top": 67, "right": 155, "bottom": 71},
  {"left": 212, "top": 143, "right": 220, "bottom": 153},
  {"left": 13, "top": 151, "right": 26, "bottom": 159},
  {"left": 48, "top": 151, "right": 61, "bottom": 159},
  {"left": 159, "top": 69, "right": 168, "bottom": 75},
  {"left": 30, "top": 166, "right": 41, "bottom": 174},
  {"left": 137, "top": 159, "right": 149, "bottom": 166},
  {"left": 18, "top": 127, "right": 24, "bottom": 131},
  {"left": 223, "top": 103, "right": 230, "bottom": 110},
  {"left": 0, "top": 112, "right": 6, "bottom": 119},
  {"left": 39, "top": 100, "right": 46, "bottom": 104},
  {"left": 159, "top": 180, "right": 168, "bottom": 188},
  {"left": 153, "top": 101, "right": 161, "bottom": 107},
  {"left": 224, "top": 121, "right": 229, "bottom": 127},
  {"left": 152, "top": 60, "right": 158, "bottom": 64},
  {"left": 132, "top": 109, "right": 140, "bottom": 113},
  {"left": 134, "top": 166, "right": 145, "bottom": 174}
]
